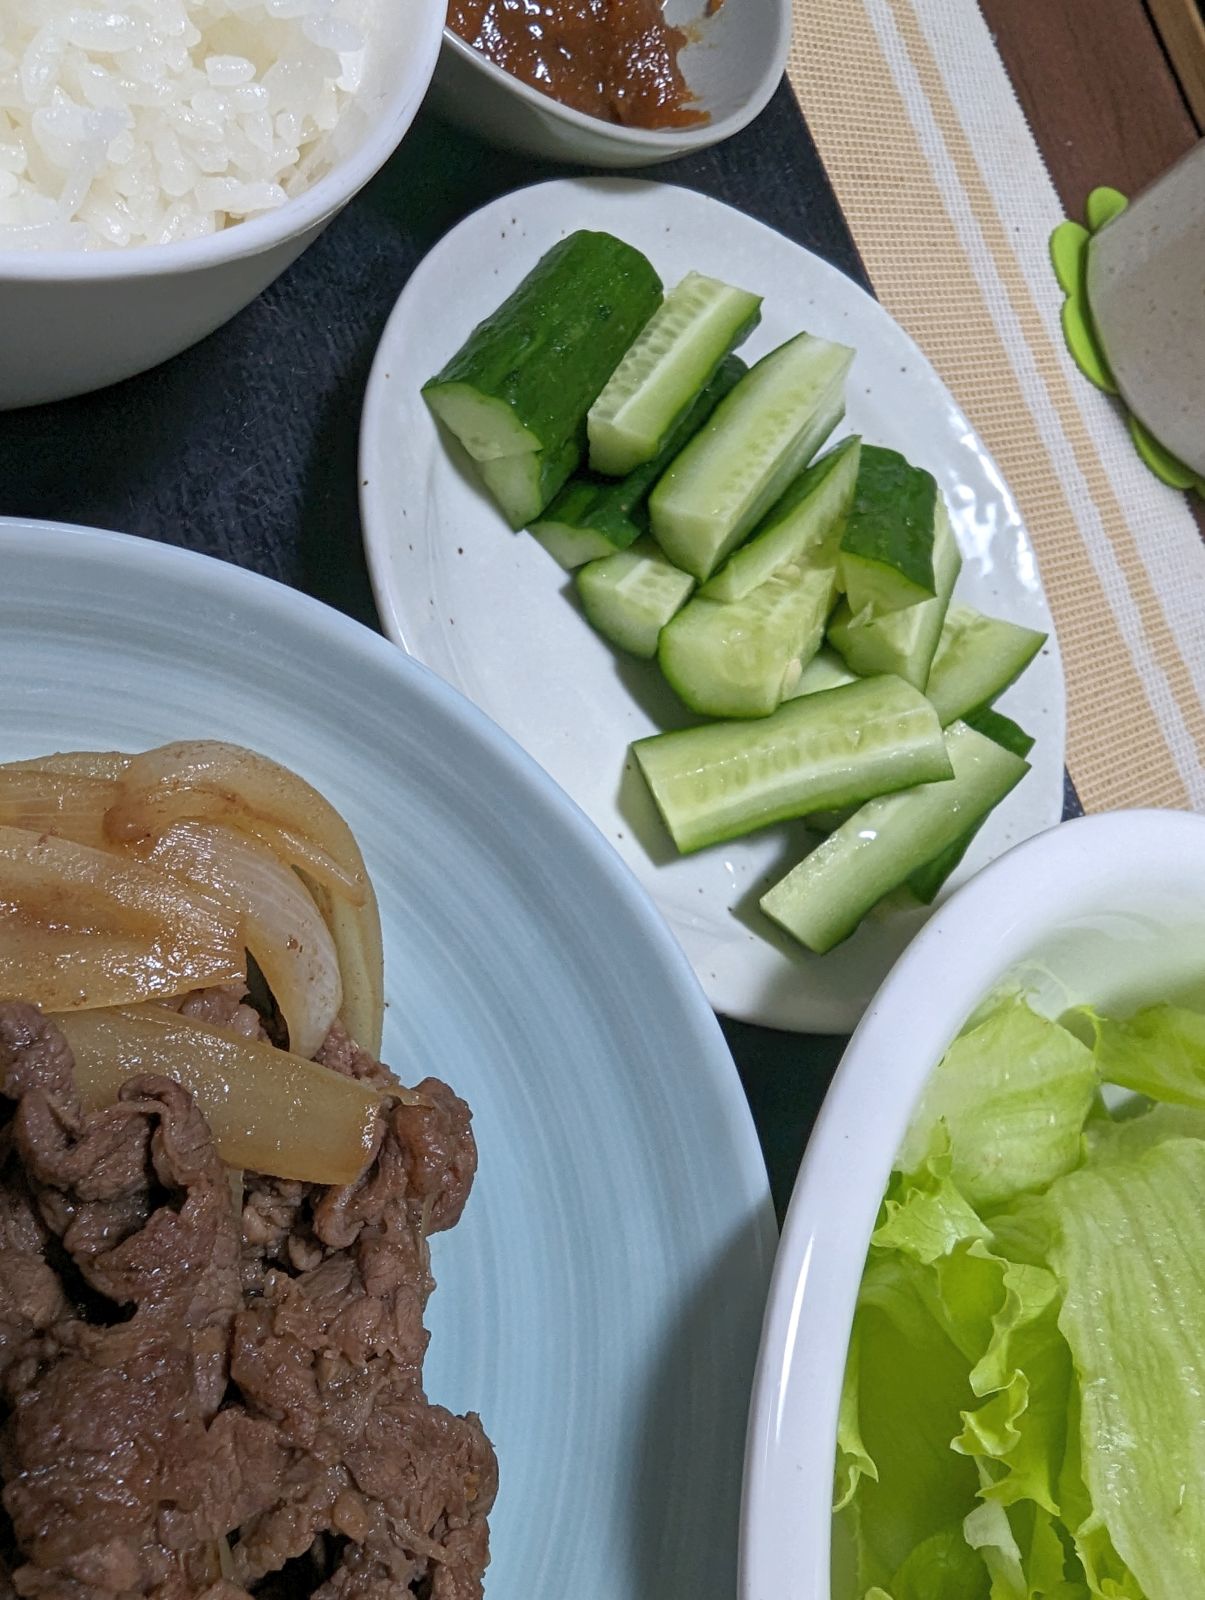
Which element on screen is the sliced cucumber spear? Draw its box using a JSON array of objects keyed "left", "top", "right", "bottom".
[
  {"left": 632, "top": 675, "right": 951, "bottom": 854},
  {"left": 649, "top": 331, "right": 855, "bottom": 583},
  {"left": 576, "top": 537, "right": 695, "bottom": 660},
  {"left": 760, "top": 720, "right": 1029, "bottom": 954},
  {"left": 658, "top": 560, "right": 837, "bottom": 720},
  {"left": 653, "top": 437, "right": 860, "bottom": 721},
  {"left": 477, "top": 433, "right": 582, "bottom": 531},
  {"left": 827, "top": 497, "right": 962, "bottom": 689},
  {"left": 700, "top": 434, "right": 861, "bottom": 604},
  {"left": 587, "top": 272, "right": 762, "bottom": 476},
  {"left": 658, "top": 438, "right": 859, "bottom": 719},
  {"left": 838, "top": 447, "right": 941, "bottom": 615},
  {"left": 423, "top": 231, "right": 663, "bottom": 463},
  {"left": 904, "top": 708, "right": 1034, "bottom": 905},
  {"left": 530, "top": 356, "right": 747, "bottom": 571},
  {"left": 924, "top": 601, "right": 1047, "bottom": 724}
]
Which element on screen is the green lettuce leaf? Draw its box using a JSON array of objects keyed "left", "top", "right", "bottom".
[
  {"left": 835, "top": 1318, "right": 877, "bottom": 1513},
  {"left": 836, "top": 997, "right": 1205, "bottom": 1600},
  {"left": 1082, "top": 1100, "right": 1205, "bottom": 1165},
  {"left": 872, "top": 1132, "right": 989, "bottom": 1266},
  {"left": 1082, "top": 1001, "right": 1205, "bottom": 1108},
  {"left": 889, "top": 1526, "right": 990, "bottom": 1598},
  {"left": 963, "top": 1497, "right": 1079, "bottom": 1598},
  {"left": 897, "top": 998, "right": 1097, "bottom": 1208},
  {"left": 836, "top": 1253, "right": 983, "bottom": 1589},
  {"left": 1044, "top": 1138, "right": 1205, "bottom": 1596},
  {"left": 953, "top": 1256, "right": 1071, "bottom": 1515}
]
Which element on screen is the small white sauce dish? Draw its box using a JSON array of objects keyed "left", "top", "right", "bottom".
[
  {"left": 429, "top": 0, "right": 791, "bottom": 169},
  {"left": 739, "top": 808, "right": 1205, "bottom": 1598},
  {"left": 0, "top": 0, "right": 443, "bottom": 410}
]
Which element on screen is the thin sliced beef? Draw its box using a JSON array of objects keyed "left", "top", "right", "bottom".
[{"left": 0, "top": 1002, "right": 494, "bottom": 1600}]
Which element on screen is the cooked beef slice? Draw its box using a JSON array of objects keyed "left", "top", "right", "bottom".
[{"left": 0, "top": 1003, "right": 494, "bottom": 1600}]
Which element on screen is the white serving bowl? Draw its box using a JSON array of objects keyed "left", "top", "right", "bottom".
[
  {"left": 429, "top": 0, "right": 790, "bottom": 168},
  {"left": 0, "top": 0, "right": 443, "bottom": 411},
  {"left": 739, "top": 808, "right": 1205, "bottom": 1599}
]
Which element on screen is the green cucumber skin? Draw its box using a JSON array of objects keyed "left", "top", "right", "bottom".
[
  {"left": 700, "top": 434, "right": 862, "bottom": 604},
  {"left": 576, "top": 536, "right": 696, "bottom": 660},
  {"left": 838, "top": 445, "right": 939, "bottom": 614},
  {"left": 658, "top": 561, "right": 839, "bottom": 719},
  {"left": 924, "top": 601, "right": 1048, "bottom": 724},
  {"left": 529, "top": 518, "right": 641, "bottom": 570},
  {"left": 760, "top": 721, "right": 1028, "bottom": 953},
  {"left": 632, "top": 676, "right": 952, "bottom": 855},
  {"left": 964, "top": 705, "right": 1035, "bottom": 759},
  {"left": 905, "top": 831, "right": 976, "bottom": 907},
  {"left": 587, "top": 273, "right": 762, "bottom": 475},
  {"left": 649, "top": 332, "right": 855, "bottom": 583},
  {"left": 827, "top": 498, "right": 962, "bottom": 689},
  {"left": 905, "top": 708, "right": 1035, "bottom": 904},
  {"left": 422, "top": 231, "right": 663, "bottom": 463},
  {"left": 529, "top": 356, "right": 746, "bottom": 566}
]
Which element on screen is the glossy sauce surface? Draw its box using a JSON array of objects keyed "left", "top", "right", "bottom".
[{"left": 447, "top": 0, "right": 707, "bottom": 129}]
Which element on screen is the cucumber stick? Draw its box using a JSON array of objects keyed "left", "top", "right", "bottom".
[
  {"left": 827, "top": 498, "right": 962, "bottom": 689},
  {"left": 478, "top": 434, "right": 581, "bottom": 530},
  {"left": 633, "top": 676, "right": 951, "bottom": 854},
  {"left": 530, "top": 356, "right": 746, "bottom": 570},
  {"left": 658, "top": 560, "right": 839, "bottom": 720},
  {"left": 839, "top": 446, "right": 941, "bottom": 615},
  {"left": 761, "top": 721, "right": 1029, "bottom": 953},
  {"left": 905, "top": 708, "right": 1034, "bottom": 905},
  {"left": 423, "top": 231, "right": 662, "bottom": 463},
  {"left": 700, "top": 435, "right": 861, "bottom": 603},
  {"left": 587, "top": 272, "right": 762, "bottom": 476},
  {"left": 925, "top": 602, "right": 1047, "bottom": 724},
  {"left": 576, "top": 537, "right": 695, "bottom": 660},
  {"left": 650, "top": 331, "right": 855, "bottom": 582}
]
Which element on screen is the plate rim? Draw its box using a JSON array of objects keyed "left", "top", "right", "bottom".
[{"left": 357, "top": 177, "right": 1067, "bottom": 1032}]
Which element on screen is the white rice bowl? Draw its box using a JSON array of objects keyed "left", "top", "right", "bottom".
[{"left": 0, "top": 0, "right": 371, "bottom": 249}]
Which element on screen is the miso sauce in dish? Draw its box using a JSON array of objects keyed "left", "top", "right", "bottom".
[{"left": 446, "top": 0, "right": 708, "bottom": 128}]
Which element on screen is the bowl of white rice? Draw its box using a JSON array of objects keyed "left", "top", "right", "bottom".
[{"left": 0, "top": 0, "right": 443, "bottom": 408}]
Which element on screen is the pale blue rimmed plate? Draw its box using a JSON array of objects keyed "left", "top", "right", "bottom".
[{"left": 0, "top": 518, "right": 775, "bottom": 1599}]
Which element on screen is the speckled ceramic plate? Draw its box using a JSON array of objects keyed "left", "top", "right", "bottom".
[
  {"left": 359, "top": 178, "right": 1066, "bottom": 1034},
  {"left": 0, "top": 518, "right": 775, "bottom": 1600}
]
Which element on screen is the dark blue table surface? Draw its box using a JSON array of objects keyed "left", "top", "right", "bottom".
[{"left": 0, "top": 82, "right": 1068, "bottom": 1220}]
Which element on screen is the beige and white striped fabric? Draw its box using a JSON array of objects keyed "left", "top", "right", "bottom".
[{"left": 788, "top": 0, "right": 1205, "bottom": 813}]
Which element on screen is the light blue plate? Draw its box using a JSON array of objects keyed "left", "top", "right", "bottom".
[{"left": 0, "top": 519, "right": 776, "bottom": 1598}]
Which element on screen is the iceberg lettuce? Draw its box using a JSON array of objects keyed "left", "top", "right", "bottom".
[{"left": 834, "top": 995, "right": 1205, "bottom": 1600}]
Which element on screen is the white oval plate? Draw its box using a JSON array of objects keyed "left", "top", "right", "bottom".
[
  {"left": 0, "top": 518, "right": 775, "bottom": 1600},
  {"left": 360, "top": 178, "right": 1066, "bottom": 1034}
]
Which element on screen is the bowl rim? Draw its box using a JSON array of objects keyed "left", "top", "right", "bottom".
[
  {"left": 737, "top": 806, "right": 1205, "bottom": 1599},
  {"left": 438, "top": 0, "right": 791, "bottom": 152},
  {"left": 0, "top": 0, "right": 445, "bottom": 283}
]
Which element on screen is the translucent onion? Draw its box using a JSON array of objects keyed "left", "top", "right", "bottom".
[
  {"left": 0, "top": 770, "right": 120, "bottom": 849},
  {"left": 142, "top": 822, "right": 342, "bottom": 1060},
  {"left": 104, "top": 742, "right": 370, "bottom": 907},
  {"left": 103, "top": 740, "right": 385, "bottom": 1052},
  {"left": 299, "top": 871, "right": 384, "bottom": 1059},
  {"left": 53, "top": 1007, "right": 392, "bottom": 1186},
  {"left": 0, "top": 826, "right": 244, "bottom": 1010},
  {"left": 3, "top": 751, "right": 134, "bottom": 780}
]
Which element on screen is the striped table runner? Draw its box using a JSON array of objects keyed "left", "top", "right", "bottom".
[{"left": 788, "top": 0, "right": 1205, "bottom": 812}]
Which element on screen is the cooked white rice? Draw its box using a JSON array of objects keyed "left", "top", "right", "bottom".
[{"left": 0, "top": 0, "right": 367, "bottom": 250}]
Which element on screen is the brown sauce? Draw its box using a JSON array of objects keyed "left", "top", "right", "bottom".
[{"left": 448, "top": 0, "right": 709, "bottom": 130}]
